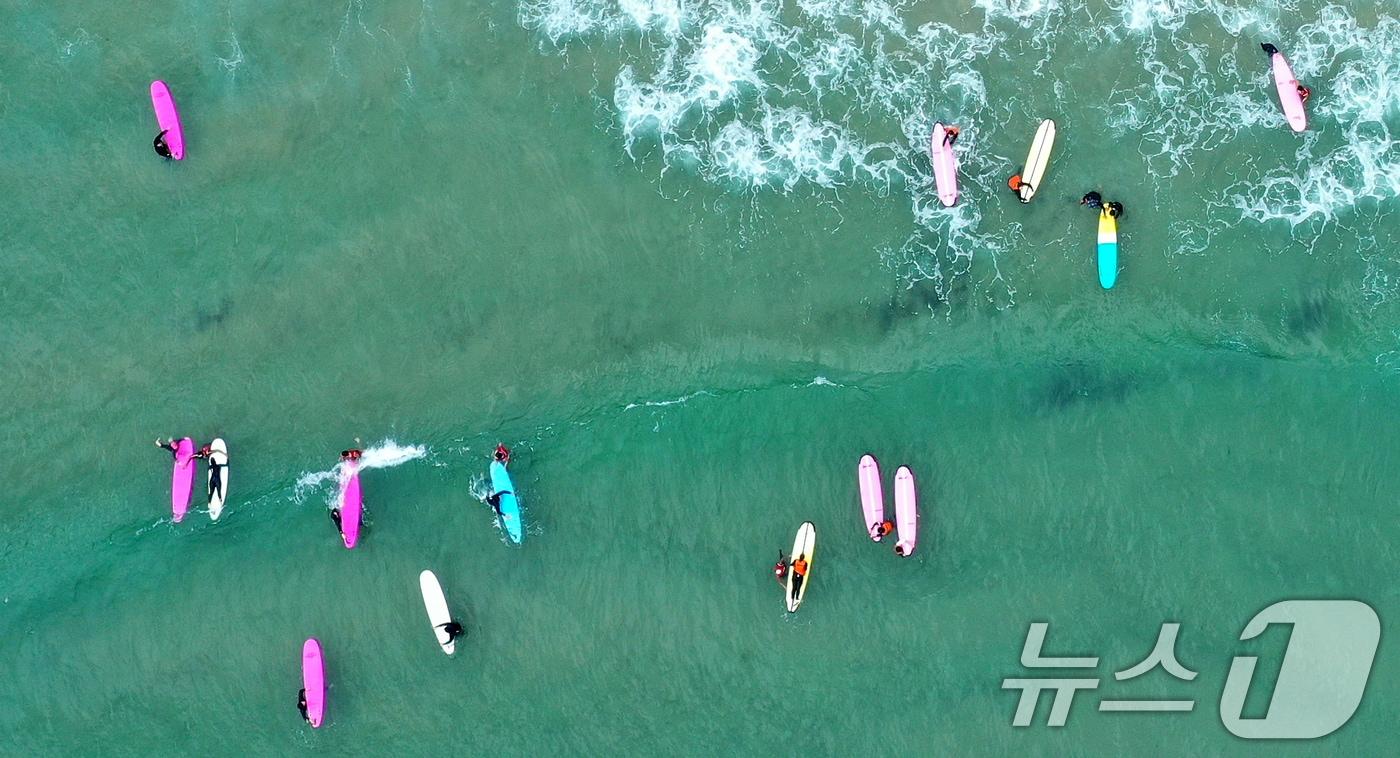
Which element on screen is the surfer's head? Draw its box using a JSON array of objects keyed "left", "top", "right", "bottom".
[{"left": 1261, "top": 43, "right": 1279, "bottom": 56}]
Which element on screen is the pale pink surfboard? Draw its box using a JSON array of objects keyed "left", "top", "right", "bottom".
[
  {"left": 149, "top": 81, "right": 185, "bottom": 160},
  {"left": 302, "top": 638, "right": 325, "bottom": 728},
  {"left": 1268, "top": 51, "right": 1307, "bottom": 132},
  {"left": 171, "top": 437, "right": 196, "bottom": 522},
  {"left": 928, "top": 122, "right": 959, "bottom": 207},
  {"left": 894, "top": 465, "right": 917, "bottom": 557},
  {"left": 858, "top": 454, "right": 884, "bottom": 540},
  {"left": 340, "top": 461, "right": 362, "bottom": 549}
]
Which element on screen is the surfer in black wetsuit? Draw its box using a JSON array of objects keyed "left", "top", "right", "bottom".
[
  {"left": 486, "top": 491, "right": 510, "bottom": 516},
  {"left": 943, "top": 125, "right": 961, "bottom": 146},
  {"left": 207, "top": 451, "right": 225, "bottom": 499},
  {"left": 1106, "top": 201, "right": 1125, "bottom": 218},
  {"left": 1080, "top": 191, "right": 1103, "bottom": 209},
  {"left": 438, "top": 620, "right": 465, "bottom": 643},
  {"left": 153, "top": 130, "right": 172, "bottom": 159},
  {"left": 330, "top": 508, "right": 343, "bottom": 536},
  {"left": 1261, "top": 42, "right": 1279, "bottom": 57},
  {"left": 297, "top": 689, "right": 309, "bottom": 722}
]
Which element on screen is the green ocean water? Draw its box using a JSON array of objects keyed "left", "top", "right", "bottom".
[{"left": 2, "top": 0, "right": 1398, "bottom": 753}]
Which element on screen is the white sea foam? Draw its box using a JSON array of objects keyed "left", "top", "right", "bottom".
[
  {"left": 519, "top": 0, "right": 1397, "bottom": 303},
  {"left": 292, "top": 439, "right": 429, "bottom": 506}
]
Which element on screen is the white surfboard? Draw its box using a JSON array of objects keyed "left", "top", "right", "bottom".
[
  {"left": 207, "top": 438, "right": 229, "bottom": 521},
  {"left": 1018, "top": 119, "right": 1056, "bottom": 203},
  {"left": 419, "top": 570, "right": 455, "bottom": 655},
  {"left": 785, "top": 522, "right": 816, "bottom": 613}
]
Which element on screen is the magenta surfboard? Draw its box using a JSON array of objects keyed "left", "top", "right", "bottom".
[
  {"left": 928, "top": 122, "right": 959, "bottom": 207},
  {"left": 149, "top": 81, "right": 185, "bottom": 160},
  {"left": 858, "top": 454, "right": 884, "bottom": 540},
  {"left": 171, "top": 437, "right": 196, "bottom": 522},
  {"left": 302, "top": 638, "right": 325, "bottom": 728},
  {"left": 1268, "top": 51, "right": 1307, "bottom": 132},
  {"left": 340, "top": 462, "right": 362, "bottom": 549},
  {"left": 894, "top": 465, "right": 917, "bottom": 557}
]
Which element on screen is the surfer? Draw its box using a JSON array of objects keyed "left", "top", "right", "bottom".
[
  {"left": 154, "top": 438, "right": 178, "bottom": 457},
  {"left": 1261, "top": 42, "right": 1280, "bottom": 57},
  {"left": 494, "top": 444, "right": 510, "bottom": 464},
  {"left": 1080, "top": 191, "right": 1103, "bottom": 209},
  {"left": 330, "top": 508, "right": 344, "bottom": 536},
  {"left": 486, "top": 490, "right": 510, "bottom": 516},
  {"left": 153, "top": 130, "right": 172, "bottom": 159},
  {"left": 943, "top": 125, "right": 961, "bottom": 146},
  {"left": 773, "top": 552, "right": 789, "bottom": 582},
  {"left": 438, "top": 620, "right": 466, "bottom": 643},
  {"left": 340, "top": 448, "right": 362, "bottom": 462},
  {"left": 1297, "top": 83, "right": 1311, "bottom": 103},
  {"left": 1008, "top": 174, "right": 1032, "bottom": 196},
  {"left": 873, "top": 520, "right": 894, "bottom": 541},
  {"left": 790, "top": 556, "right": 809, "bottom": 595},
  {"left": 297, "top": 689, "right": 309, "bottom": 722},
  {"left": 1106, "top": 201, "right": 1125, "bottom": 218}
]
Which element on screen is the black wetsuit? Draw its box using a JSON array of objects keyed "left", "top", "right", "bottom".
[
  {"left": 208, "top": 460, "right": 224, "bottom": 499},
  {"left": 153, "top": 130, "right": 172, "bottom": 159}
]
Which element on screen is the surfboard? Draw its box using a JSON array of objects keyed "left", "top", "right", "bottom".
[
  {"left": 206, "top": 438, "right": 228, "bottom": 521},
  {"left": 858, "top": 454, "right": 884, "bottom": 540},
  {"left": 340, "top": 461, "right": 362, "bottom": 549},
  {"left": 928, "top": 122, "right": 959, "bottom": 207},
  {"left": 894, "top": 466, "right": 917, "bottom": 557},
  {"left": 302, "top": 638, "right": 325, "bottom": 728},
  {"left": 1098, "top": 206, "right": 1119, "bottom": 290},
  {"left": 171, "top": 437, "right": 195, "bottom": 523},
  {"left": 1268, "top": 49, "right": 1307, "bottom": 132},
  {"left": 419, "top": 570, "right": 456, "bottom": 655},
  {"left": 490, "top": 460, "right": 523, "bottom": 544},
  {"left": 1018, "top": 119, "right": 1056, "bottom": 203},
  {"left": 785, "top": 521, "right": 816, "bottom": 612},
  {"left": 149, "top": 81, "right": 185, "bottom": 160}
]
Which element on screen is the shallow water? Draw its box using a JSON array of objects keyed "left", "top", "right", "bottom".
[{"left": 1, "top": 0, "right": 1396, "bottom": 753}]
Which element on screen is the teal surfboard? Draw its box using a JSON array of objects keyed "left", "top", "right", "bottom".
[{"left": 490, "top": 460, "right": 522, "bottom": 544}]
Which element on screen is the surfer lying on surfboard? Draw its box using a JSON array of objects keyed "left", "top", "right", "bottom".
[
  {"left": 790, "top": 557, "right": 809, "bottom": 597},
  {"left": 297, "top": 689, "right": 309, "bottom": 722}
]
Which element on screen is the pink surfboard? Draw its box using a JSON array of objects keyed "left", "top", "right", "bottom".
[
  {"left": 149, "top": 81, "right": 185, "bottom": 160},
  {"left": 1268, "top": 51, "right": 1307, "bottom": 132},
  {"left": 858, "top": 454, "right": 884, "bottom": 540},
  {"left": 928, "top": 122, "right": 959, "bottom": 207},
  {"left": 894, "top": 465, "right": 917, "bottom": 557},
  {"left": 171, "top": 437, "right": 196, "bottom": 522},
  {"left": 340, "top": 461, "right": 362, "bottom": 549},
  {"left": 302, "top": 638, "right": 325, "bottom": 728}
]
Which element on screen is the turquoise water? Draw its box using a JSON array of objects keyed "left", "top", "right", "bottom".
[{"left": 2, "top": 0, "right": 1397, "bottom": 753}]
